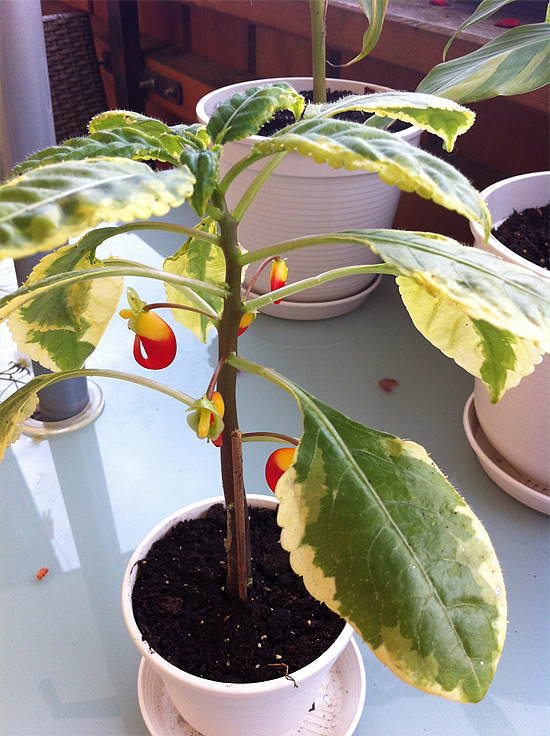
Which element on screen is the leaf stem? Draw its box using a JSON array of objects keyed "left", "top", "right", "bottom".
[
  {"left": 144, "top": 301, "right": 219, "bottom": 322},
  {"left": 231, "top": 152, "right": 288, "bottom": 223},
  {"left": 241, "top": 432, "right": 299, "bottom": 446},
  {"left": 243, "top": 264, "right": 396, "bottom": 311}
]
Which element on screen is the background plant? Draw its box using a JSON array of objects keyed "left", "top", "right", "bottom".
[
  {"left": 0, "top": 80, "right": 548, "bottom": 703},
  {"left": 310, "top": 0, "right": 549, "bottom": 105}
]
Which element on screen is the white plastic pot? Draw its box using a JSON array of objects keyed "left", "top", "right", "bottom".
[
  {"left": 197, "top": 77, "right": 422, "bottom": 319},
  {"left": 469, "top": 171, "right": 549, "bottom": 489},
  {"left": 122, "top": 494, "right": 354, "bottom": 736}
]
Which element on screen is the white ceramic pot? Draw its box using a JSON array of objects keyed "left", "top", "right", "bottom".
[
  {"left": 469, "top": 171, "right": 549, "bottom": 489},
  {"left": 197, "top": 77, "right": 422, "bottom": 319},
  {"left": 122, "top": 494, "right": 354, "bottom": 736}
]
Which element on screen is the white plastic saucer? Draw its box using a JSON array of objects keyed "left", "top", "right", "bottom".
[
  {"left": 137, "top": 638, "right": 366, "bottom": 736},
  {"left": 248, "top": 275, "right": 382, "bottom": 320},
  {"left": 463, "top": 394, "right": 550, "bottom": 515}
]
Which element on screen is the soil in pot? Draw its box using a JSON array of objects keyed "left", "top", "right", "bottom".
[
  {"left": 492, "top": 202, "right": 549, "bottom": 270},
  {"left": 258, "top": 88, "right": 409, "bottom": 136},
  {"left": 132, "top": 503, "right": 345, "bottom": 684}
]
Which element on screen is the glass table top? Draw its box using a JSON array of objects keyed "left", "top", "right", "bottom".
[{"left": 1, "top": 213, "right": 548, "bottom": 736}]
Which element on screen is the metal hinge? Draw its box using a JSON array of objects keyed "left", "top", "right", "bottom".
[{"left": 101, "top": 51, "right": 182, "bottom": 104}]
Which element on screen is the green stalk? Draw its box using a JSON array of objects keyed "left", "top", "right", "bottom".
[
  {"left": 211, "top": 189, "right": 252, "bottom": 603},
  {"left": 243, "top": 263, "right": 397, "bottom": 311},
  {"left": 0, "top": 265, "right": 226, "bottom": 320},
  {"left": 310, "top": 0, "right": 328, "bottom": 103},
  {"left": 9, "top": 368, "right": 195, "bottom": 406},
  {"left": 92, "top": 220, "right": 221, "bottom": 246},
  {"left": 231, "top": 152, "right": 287, "bottom": 223}
]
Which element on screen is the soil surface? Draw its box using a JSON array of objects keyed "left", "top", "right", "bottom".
[
  {"left": 132, "top": 504, "right": 345, "bottom": 684},
  {"left": 492, "top": 203, "right": 549, "bottom": 271},
  {"left": 258, "top": 87, "right": 408, "bottom": 136}
]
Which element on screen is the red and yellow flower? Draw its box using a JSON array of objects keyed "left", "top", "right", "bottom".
[
  {"left": 270, "top": 257, "right": 288, "bottom": 304},
  {"left": 120, "top": 288, "right": 176, "bottom": 370},
  {"left": 265, "top": 446, "right": 296, "bottom": 492},
  {"left": 187, "top": 391, "right": 225, "bottom": 446}
]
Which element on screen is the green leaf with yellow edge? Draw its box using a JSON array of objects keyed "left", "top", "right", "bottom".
[
  {"left": 252, "top": 121, "right": 491, "bottom": 237},
  {"left": 305, "top": 91, "right": 474, "bottom": 152},
  {"left": 180, "top": 146, "right": 222, "bottom": 217},
  {"left": 7, "top": 241, "right": 123, "bottom": 371},
  {"left": 207, "top": 82, "right": 305, "bottom": 144},
  {"left": 231, "top": 356, "right": 507, "bottom": 703},
  {"left": 397, "top": 277, "right": 544, "bottom": 403},
  {"left": 164, "top": 219, "right": 225, "bottom": 342},
  {"left": 0, "top": 159, "right": 195, "bottom": 261}
]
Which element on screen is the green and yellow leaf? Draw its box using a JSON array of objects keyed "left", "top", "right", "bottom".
[
  {"left": 231, "top": 357, "right": 507, "bottom": 703},
  {"left": 305, "top": 91, "right": 475, "bottom": 151},
  {"left": 7, "top": 242, "right": 123, "bottom": 371},
  {"left": 417, "top": 23, "right": 550, "bottom": 104},
  {"left": 0, "top": 159, "right": 195, "bottom": 261},
  {"left": 163, "top": 219, "right": 225, "bottom": 342},
  {"left": 180, "top": 146, "right": 222, "bottom": 217},
  {"left": 253, "top": 124, "right": 491, "bottom": 237},
  {"left": 398, "top": 277, "right": 544, "bottom": 402},
  {"left": 207, "top": 82, "right": 305, "bottom": 144},
  {"left": 341, "top": 0, "right": 390, "bottom": 66}
]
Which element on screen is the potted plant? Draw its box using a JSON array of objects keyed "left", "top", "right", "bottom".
[
  {"left": 467, "top": 170, "right": 549, "bottom": 510},
  {"left": 0, "top": 85, "right": 548, "bottom": 732},
  {"left": 195, "top": 0, "right": 550, "bottom": 318}
]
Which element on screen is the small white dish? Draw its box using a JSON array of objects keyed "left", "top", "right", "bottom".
[
  {"left": 248, "top": 274, "right": 383, "bottom": 321},
  {"left": 463, "top": 393, "right": 550, "bottom": 515},
  {"left": 137, "top": 638, "right": 366, "bottom": 736}
]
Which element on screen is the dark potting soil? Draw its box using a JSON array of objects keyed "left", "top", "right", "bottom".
[
  {"left": 258, "top": 88, "right": 409, "bottom": 136},
  {"left": 132, "top": 504, "right": 345, "bottom": 684},
  {"left": 492, "top": 203, "right": 549, "bottom": 271}
]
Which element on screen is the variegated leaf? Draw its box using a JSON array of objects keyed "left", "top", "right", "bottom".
[
  {"left": 229, "top": 356, "right": 507, "bottom": 703},
  {"left": 274, "top": 388, "right": 507, "bottom": 702},
  {"left": 305, "top": 91, "right": 474, "bottom": 151},
  {"left": 7, "top": 242, "right": 123, "bottom": 371},
  {"left": 442, "top": 0, "right": 520, "bottom": 60},
  {"left": 0, "top": 159, "right": 195, "bottom": 261},
  {"left": 397, "top": 276, "right": 544, "bottom": 402},
  {"left": 180, "top": 146, "right": 222, "bottom": 216},
  {"left": 169, "top": 123, "right": 211, "bottom": 151},
  {"left": 341, "top": 0, "right": 389, "bottom": 66},
  {"left": 7, "top": 129, "right": 184, "bottom": 180},
  {"left": 252, "top": 121, "right": 491, "bottom": 235},
  {"left": 0, "top": 380, "right": 40, "bottom": 463},
  {"left": 417, "top": 24, "right": 550, "bottom": 104},
  {"left": 206, "top": 82, "right": 305, "bottom": 144},
  {"left": 164, "top": 219, "right": 226, "bottom": 342}
]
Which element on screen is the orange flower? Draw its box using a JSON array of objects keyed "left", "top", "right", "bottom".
[
  {"left": 265, "top": 447, "right": 296, "bottom": 492},
  {"left": 270, "top": 258, "right": 288, "bottom": 304}
]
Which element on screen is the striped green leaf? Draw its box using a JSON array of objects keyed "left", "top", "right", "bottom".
[
  {"left": 442, "top": 0, "right": 521, "bottom": 60},
  {"left": 163, "top": 219, "right": 226, "bottom": 343},
  {"left": 0, "top": 159, "right": 195, "bottom": 260},
  {"left": 341, "top": 0, "right": 390, "bottom": 66},
  {"left": 7, "top": 241, "right": 123, "bottom": 371},
  {"left": 206, "top": 82, "right": 305, "bottom": 144},
  {"left": 231, "top": 356, "right": 507, "bottom": 702},
  {"left": 252, "top": 121, "right": 491, "bottom": 236},
  {"left": 417, "top": 23, "right": 550, "bottom": 103},
  {"left": 305, "top": 91, "right": 475, "bottom": 151}
]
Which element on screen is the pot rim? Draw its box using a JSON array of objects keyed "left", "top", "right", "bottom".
[
  {"left": 470, "top": 170, "right": 549, "bottom": 280},
  {"left": 122, "top": 493, "right": 354, "bottom": 695},
  {"left": 195, "top": 76, "right": 420, "bottom": 143}
]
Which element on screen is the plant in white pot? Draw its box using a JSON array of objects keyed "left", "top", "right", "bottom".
[
  {"left": 0, "top": 83, "right": 549, "bottom": 734},
  {"left": 467, "top": 170, "right": 549, "bottom": 512},
  {"left": 196, "top": 0, "right": 550, "bottom": 318}
]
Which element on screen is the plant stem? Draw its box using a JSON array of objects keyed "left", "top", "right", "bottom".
[
  {"left": 241, "top": 432, "right": 299, "bottom": 446},
  {"left": 231, "top": 152, "right": 287, "bottom": 223},
  {"left": 212, "top": 189, "right": 252, "bottom": 601},
  {"left": 310, "top": 0, "right": 328, "bottom": 103}
]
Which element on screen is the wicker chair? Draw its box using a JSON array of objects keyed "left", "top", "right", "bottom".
[{"left": 42, "top": 10, "right": 107, "bottom": 143}]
